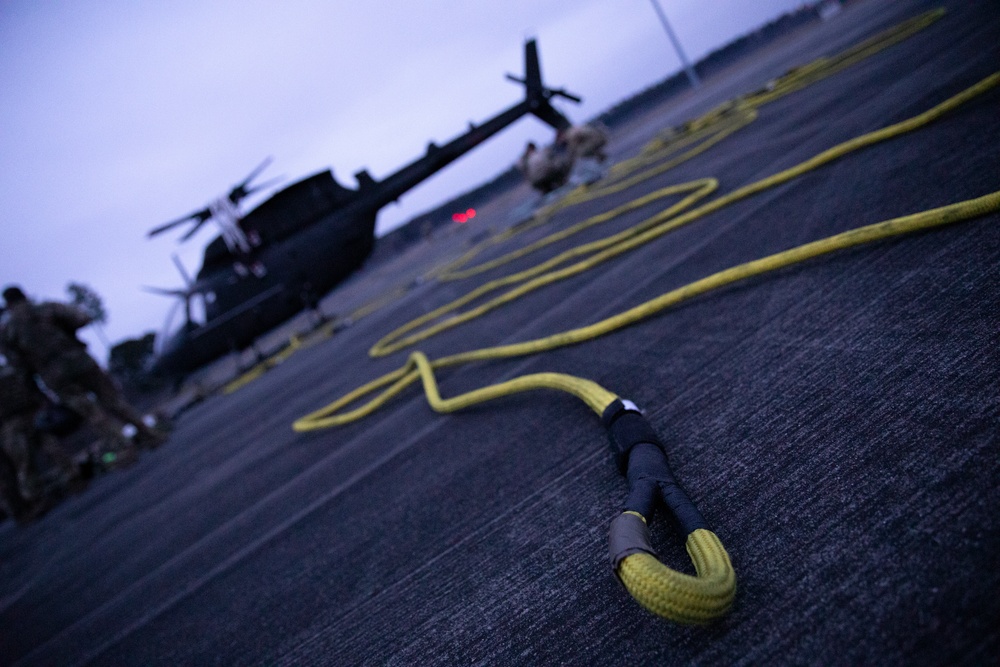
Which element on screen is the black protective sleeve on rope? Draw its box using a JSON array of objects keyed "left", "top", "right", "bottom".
[
  {"left": 602, "top": 400, "right": 708, "bottom": 536},
  {"left": 601, "top": 399, "right": 664, "bottom": 473},
  {"left": 627, "top": 443, "right": 708, "bottom": 536},
  {"left": 609, "top": 512, "right": 656, "bottom": 572}
]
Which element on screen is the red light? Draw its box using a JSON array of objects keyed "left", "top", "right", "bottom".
[
  {"left": 452, "top": 212, "right": 468, "bottom": 223},
  {"left": 466, "top": 208, "right": 476, "bottom": 219}
]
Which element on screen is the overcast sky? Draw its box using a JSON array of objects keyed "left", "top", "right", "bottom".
[{"left": 1, "top": 0, "right": 809, "bottom": 356}]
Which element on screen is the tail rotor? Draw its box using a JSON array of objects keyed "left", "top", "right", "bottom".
[{"left": 506, "top": 39, "right": 581, "bottom": 130}]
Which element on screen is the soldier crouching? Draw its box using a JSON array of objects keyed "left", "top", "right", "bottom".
[
  {"left": 1, "top": 286, "right": 167, "bottom": 459},
  {"left": 0, "top": 362, "right": 79, "bottom": 521}
]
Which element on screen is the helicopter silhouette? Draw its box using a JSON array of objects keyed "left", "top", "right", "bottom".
[{"left": 147, "top": 38, "right": 580, "bottom": 377}]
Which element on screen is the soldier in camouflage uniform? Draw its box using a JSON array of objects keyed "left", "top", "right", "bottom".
[
  {"left": 562, "top": 123, "right": 609, "bottom": 163},
  {"left": 0, "top": 445, "right": 28, "bottom": 522},
  {"left": 517, "top": 141, "right": 574, "bottom": 193},
  {"left": 0, "top": 286, "right": 166, "bottom": 453},
  {"left": 0, "top": 361, "right": 79, "bottom": 508}
]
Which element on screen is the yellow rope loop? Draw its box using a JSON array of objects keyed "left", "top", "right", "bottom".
[
  {"left": 223, "top": 366, "right": 268, "bottom": 394},
  {"left": 346, "top": 285, "right": 411, "bottom": 321},
  {"left": 641, "top": 101, "right": 748, "bottom": 157},
  {"left": 435, "top": 178, "right": 717, "bottom": 283},
  {"left": 293, "top": 363, "right": 419, "bottom": 431},
  {"left": 579, "top": 108, "right": 755, "bottom": 201},
  {"left": 742, "top": 9, "right": 946, "bottom": 108},
  {"left": 430, "top": 212, "right": 555, "bottom": 284},
  {"left": 223, "top": 335, "right": 305, "bottom": 394},
  {"left": 617, "top": 526, "right": 736, "bottom": 624},
  {"left": 612, "top": 7, "right": 945, "bottom": 190}
]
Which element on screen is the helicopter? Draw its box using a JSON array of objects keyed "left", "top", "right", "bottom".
[{"left": 147, "top": 38, "right": 581, "bottom": 377}]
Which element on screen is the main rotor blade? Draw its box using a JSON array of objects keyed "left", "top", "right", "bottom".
[
  {"left": 179, "top": 216, "right": 212, "bottom": 242},
  {"left": 236, "top": 174, "right": 283, "bottom": 201},
  {"left": 229, "top": 157, "right": 274, "bottom": 203},
  {"left": 148, "top": 208, "right": 212, "bottom": 238},
  {"left": 551, "top": 87, "right": 583, "bottom": 104},
  {"left": 171, "top": 253, "right": 194, "bottom": 286},
  {"left": 162, "top": 299, "right": 181, "bottom": 341},
  {"left": 142, "top": 285, "right": 188, "bottom": 298}
]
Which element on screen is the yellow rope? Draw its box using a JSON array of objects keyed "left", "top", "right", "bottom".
[
  {"left": 370, "top": 71, "right": 1000, "bottom": 358},
  {"left": 291, "top": 11, "right": 1000, "bottom": 623},
  {"left": 225, "top": 8, "right": 948, "bottom": 395},
  {"left": 431, "top": 8, "right": 946, "bottom": 285},
  {"left": 292, "top": 78, "right": 1000, "bottom": 621},
  {"left": 430, "top": 109, "right": 753, "bottom": 284},
  {"left": 223, "top": 335, "right": 304, "bottom": 394},
  {"left": 293, "top": 187, "right": 1000, "bottom": 431},
  {"left": 436, "top": 178, "right": 721, "bottom": 282}
]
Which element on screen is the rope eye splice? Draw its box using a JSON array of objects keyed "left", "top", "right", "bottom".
[{"left": 603, "top": 399, "right": 736, "bottom": 623}]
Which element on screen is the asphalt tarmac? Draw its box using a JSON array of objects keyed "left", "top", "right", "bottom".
[{"left": 2, "top": 0, "right": 998, "bottom": 664}]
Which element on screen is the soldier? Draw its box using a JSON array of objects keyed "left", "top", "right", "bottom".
[
  {"left": 0, "top": 285, "right": 166, "bottom": 453},
  {"left": 517, "top": 141, "right": 574, "bottom": 193},
  {"left": 563, "top": 123, "right": 609, "bottom": 163},
  {"left": 0, "top": 435, "right": 30, "bottom": 522},
  {"left": 0, "top": 360, "right": 80, "bottom": 509},
  {"left": 517, "top": 123, "right": 610, "bottom": 194}
]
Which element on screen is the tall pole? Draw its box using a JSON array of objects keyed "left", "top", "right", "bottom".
[{"left": 648, "top": 0, "right": 700, "bottom": 89}]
